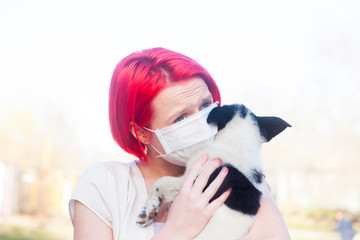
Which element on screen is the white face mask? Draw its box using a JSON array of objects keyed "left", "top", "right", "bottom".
[{"left": 145, "top": 102, "right": 219, "bottom": 166}]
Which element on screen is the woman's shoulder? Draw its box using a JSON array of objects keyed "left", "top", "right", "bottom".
[
  {"left": 77, "top": 160, "right": 138, "bottom": 186},
  {"left": 83, "top": 160, "right": 136, "bottom": 175},
  {"left": 69, "top": 160, "right": 137, "bottom": 229}
]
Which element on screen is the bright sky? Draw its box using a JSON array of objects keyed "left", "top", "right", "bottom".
[{"left": 1, "top": 0, "right": 359, "bottom": 160}]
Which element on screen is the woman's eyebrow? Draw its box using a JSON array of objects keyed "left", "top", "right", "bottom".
[{"left": 203, "top": 94, "right": 213, "bottom": 102}]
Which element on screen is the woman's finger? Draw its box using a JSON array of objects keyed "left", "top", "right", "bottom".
[
  {"left": 182, "top": 154, "right": 208, "bottom": 190},
  {"left": 192, "top": 158, "right": 222, "bottom": 194},
  {"left": 206, "top": 188, "right": 232, "bottom": 214},
  {"left": 202, "top": 166, "right": 229, "bottom": 201}
]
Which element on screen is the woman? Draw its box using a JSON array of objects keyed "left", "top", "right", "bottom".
[{"left": 69, "top": 48, "right": 290, "bottom": 240}]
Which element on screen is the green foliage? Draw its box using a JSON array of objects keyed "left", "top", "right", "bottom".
[
  {"left": 0, "top": 226, "right": 50, "bottom": 240},
  {"left": 283, "top": 208, "right": 337, "bottom": 231}
]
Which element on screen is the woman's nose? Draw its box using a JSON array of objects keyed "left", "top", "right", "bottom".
[{"left": 190, "top": 107, "right": 200, "bottom": 116}]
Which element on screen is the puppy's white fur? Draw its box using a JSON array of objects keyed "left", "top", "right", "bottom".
[{"left": 137, "top": 106, "right": 282, "bottom": 239}]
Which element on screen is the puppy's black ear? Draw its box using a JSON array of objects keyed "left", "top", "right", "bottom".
[
  {"left": 207, "top": 105, "right": 236, "bottom": 131},
  {"left": 256, "top": 116, "right": 291, "bottom": 142}
]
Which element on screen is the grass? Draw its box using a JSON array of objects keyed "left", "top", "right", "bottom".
[
  {"left": 0, "top": 215, "right": 73, "bottom": 240},
  {"left": 283, "top": 207, "right": 360, "bottom": 240},
  {"left": 284, "top": 207, "right": 360, "bottom": 230},
  {"left": 0, "top": 209, "right": 358, "bottom": 240},
  {"left": 0, "top": 226, "right": 51, "bottom": 240}
]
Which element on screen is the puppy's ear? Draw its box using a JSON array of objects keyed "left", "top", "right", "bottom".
[
  {"left": 207, "top": 105, "right": 236, "bottom": 130},
  {"left": 256, "top": 116, "right": 291, "bottom": 142}
]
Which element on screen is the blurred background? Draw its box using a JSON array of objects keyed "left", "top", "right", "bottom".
[{"left": 0, "top": 0, "right": 359, "bottom": 239}]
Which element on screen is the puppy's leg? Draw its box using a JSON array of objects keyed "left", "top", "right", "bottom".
[{"left": 137, "top": 176, "right": 183, "bottom": 227}]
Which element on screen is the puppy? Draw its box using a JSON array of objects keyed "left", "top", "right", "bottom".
[{"left": 137, "top": 104, "right": 291, "bottom": 239}]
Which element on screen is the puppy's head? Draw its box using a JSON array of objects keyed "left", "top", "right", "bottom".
[{"left": 207, "top": 104, "right": 291, "bottom": 142}]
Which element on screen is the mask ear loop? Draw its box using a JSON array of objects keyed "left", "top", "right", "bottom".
[
  {"left": 143, "top": 126, "right": 155, "bottom": 132},
  {"left": 143, "top": 127, "right": 166, "bottom": 156},
  {"left": 148, "top": 144, "right": 165, "bottom": 156}
]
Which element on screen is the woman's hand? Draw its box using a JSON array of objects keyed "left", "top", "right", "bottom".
[{"left": 153, "top": 154, "right": 231, "bottom": 240}]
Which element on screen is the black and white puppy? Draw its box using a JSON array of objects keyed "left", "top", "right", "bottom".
[{"left": 137, "top": 104, "right": 291, "bottom": 239}]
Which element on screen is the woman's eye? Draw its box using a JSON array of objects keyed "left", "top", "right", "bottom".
[
  {"left": 202, "top": 102, "right": 211, "bottom": 109},
  {"left": 175, "top": 115, "right": 186, "bottom": 123}
]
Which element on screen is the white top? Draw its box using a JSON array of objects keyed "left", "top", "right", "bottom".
[{"left": 69, "top": 161, "right": 164, "bottom": 240}]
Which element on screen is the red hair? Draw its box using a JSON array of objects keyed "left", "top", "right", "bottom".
[{"left": 109, "top": 48, "right": 221, "bottom": 162}]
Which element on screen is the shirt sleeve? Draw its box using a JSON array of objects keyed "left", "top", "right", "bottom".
[{"left": 69, "top": 162, "right": 117, "bottom": 228}]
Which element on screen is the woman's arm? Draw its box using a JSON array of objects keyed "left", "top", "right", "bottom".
[
  {"left": 73, "top": 200, "right": 113, "bottom": 240},
  {"left": 241, "top": 183, "right": 290, "bottom": 240}
]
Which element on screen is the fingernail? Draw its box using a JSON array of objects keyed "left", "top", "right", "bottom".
[
  {"left": 201, "top": 154, "right": 208, "bottom": 162},
  {"left": 221, "top": 167, "right": 229, "bottom": 174}
]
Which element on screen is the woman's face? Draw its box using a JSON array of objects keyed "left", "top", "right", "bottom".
[{"left": 147, "top": 77, "right": 213, "bottom": 154}]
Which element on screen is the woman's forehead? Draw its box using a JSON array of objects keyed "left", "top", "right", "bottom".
[
  {"left": 150, "top": 78, "right": 211, "bottom": 126},
  {"left": 154, "top": 78, "right": 210, "bottom": 105}
]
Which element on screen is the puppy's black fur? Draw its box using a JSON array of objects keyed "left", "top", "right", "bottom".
[
  {"left": 207, "top": 104, "right": 246, "bottom": 131},
  {"left": 251, "top": 169, "right": 263, "bottom": 184},
  {"left": 207, "top": 104, "right": 292, "bottom": 142},
  {"left": 255, "top": 116, "right": 291, "bottom": 142},
  {"left": 205, "top": 104, "right": 291, "bottom": 217},
  {"left": 203, "top": 164, "right": 262, "bottom": 215}
]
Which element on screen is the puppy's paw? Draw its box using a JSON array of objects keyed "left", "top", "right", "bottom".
[{"left": 136, "top": 202, "right": 161, "bottom": 227}]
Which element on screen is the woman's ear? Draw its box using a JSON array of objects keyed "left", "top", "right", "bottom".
[{"left": 129, "top": 122, "right": 151, "bottom": 145}]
